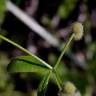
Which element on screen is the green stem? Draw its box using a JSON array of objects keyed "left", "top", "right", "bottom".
[
  {"left": 53, "top": 70, "right": 62, "bottom": 90},
  {"left": 54, "top": 33, "right": 75, "bottom": 69},
  {"left": 0, "top": 34, "right": 52, "bottom": 70}
]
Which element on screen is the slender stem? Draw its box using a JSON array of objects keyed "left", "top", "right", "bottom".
[
  {"left": 54, "top": 75, "right": 61, "bottom": 90},
  {"left": 53, "top": 70, "right": 62, "bottom": 90},
  {"left": 0, "top": 34, "right": 52, "bottom": 70},
  {"left": 53, "top": 33, "right": 75, "bottom": 89},
  {"left": 54, "top": 33, "right": 75, "bottom": 69}
]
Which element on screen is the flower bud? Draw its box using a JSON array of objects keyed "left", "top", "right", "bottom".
[
  {"left": 63, "top": 82, "right": 76, "bottom": 94},
  {"left": 58, "top": 82, "right": 81, "bottom": 96},
  {"left": 72, "top": 22, "right": 84, "bottom": 40}
]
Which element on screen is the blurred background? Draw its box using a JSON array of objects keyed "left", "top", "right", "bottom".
[{"left": 0, "top": 0, "right": 96, "bottom": 96}]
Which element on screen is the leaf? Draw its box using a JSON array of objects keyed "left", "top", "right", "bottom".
[
  {"left": 7, "top": 56, "right": 50, "bottom": 74},
  {"left": 0, "top": 0, "right": 6, "bottom": 23},
  {"left": 38, "top": 71, "right": 51, "bottom": 96}
]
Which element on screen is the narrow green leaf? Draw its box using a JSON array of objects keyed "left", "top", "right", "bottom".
[
  {"left": 38, "top": 71, "right": 51, "bottom": 96},
  {"left": 7, "top": 56, "right": 50, "bottom": 74}
]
